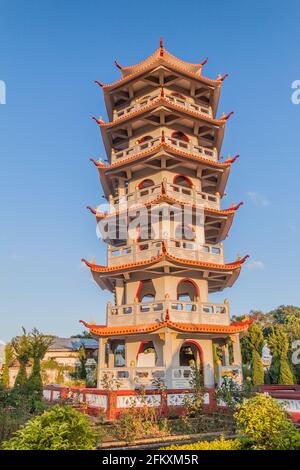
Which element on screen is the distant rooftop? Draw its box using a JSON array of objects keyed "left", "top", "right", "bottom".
[{"left": 49, "top": 337, "right": 98, "bottom": 351}]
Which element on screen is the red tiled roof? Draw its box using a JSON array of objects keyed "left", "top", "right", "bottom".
[
  {"left": 87, "top": 194, "right": 243, "bottom": 220},
  {"left": 93, "top": 95, "right": 228, "bottom": 128},
  {"left": 90, "top": 142, "right": 239, "bottom": 172},
  {"left": 80, "top": 318, "right": 251, "bottom": 337},
  {"left": 98, "top": 51, "right": 223, "bottom": 91},
  {"left": 81, "top": 248, "right": 249, "bottom": 274}
]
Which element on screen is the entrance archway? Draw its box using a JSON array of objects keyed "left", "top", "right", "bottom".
[
  {"left": 177, "top": 278, "right": 199, "bottom": 302},
  {"left": 179, "top": 341, "right": 204, "bottom": 382}
]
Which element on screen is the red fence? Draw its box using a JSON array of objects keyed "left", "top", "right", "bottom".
[
  {"left": 43, "top": 386, "right": 217, "bottom": 420},
  {"left": 44, "top": 384, "right": 300, "bottom": 422}
]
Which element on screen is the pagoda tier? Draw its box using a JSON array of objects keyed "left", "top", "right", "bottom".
[
  {"left": 82, "top": 252, "right": 248, "bottom": 293},
  {"left": 91, "top": 135, "right": 239, "bottom": 198},
  {"left": 82, "top": 42, "right": 249, "bottom": 391},
  {"left": 87, "top": 199, "right": 243, "bottom": 245},
  {"left": 98, "top": 42, "right": 224, "bottom": 119},
  {"left": 80, "top": 318, "right": 252, "bottom": 338},
  {"left": 94, "top": 89, "right": 230, "bottom": 158}
]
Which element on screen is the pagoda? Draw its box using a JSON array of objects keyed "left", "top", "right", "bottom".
[{"left": 81, "top": 40, "right": 250, "bottom": 392}]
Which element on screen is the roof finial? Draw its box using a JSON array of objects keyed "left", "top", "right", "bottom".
[
  {"left": 94, "top": 80, "right": 104, "bottom": 87},
  {"left": 230, "top": 154, "right": 240, "bottom": 163},
  {"left": 86, "top": 206, "right": 97, "bottom": 215},
  {"left": 221, "top": 111, "right": 234, "bottom": 121},
  {"left": 160, "top": 36, "right": 164, "bottom": 56},
  {"left": 89, "top": 157, "right": 99, "bottom": 166},
  {"left": 200, "top": 57, "right": 208, "bottom": 66},
  {"left": 114, "top": 59, "right": 122, "bottom": 70},
  {"left": 218, "top": 73, "right": 229, "bottom": 82}
]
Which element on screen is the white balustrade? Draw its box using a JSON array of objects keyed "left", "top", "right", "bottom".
[
  {"left": 107, "top": 299, "right": 229, "bottom": 327},
  {"left": 112, "top": 90, "right": 213, "bottom": 122},
  {"left": 108, "top": 239, "right": 223, "bottom": 266},
  {"left": 112, "top": 134, "right": 217, "bottom": 163},
  {"left": 110, "top": 182, "right": 220, "bottom": 212},
  {"left": 100, "top": 368, "right": 166, "bottom": 391}
]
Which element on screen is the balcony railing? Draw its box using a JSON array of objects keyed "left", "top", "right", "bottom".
[
  {"left": 107, "top": 299, "right": 230, "bottom": 327},
  {"left": 113, "top": 134, "right": 217, "bottom": 162},
  {"left": 113, "top": 90, "right": 213, "bottom": 121},
  {"left": 108, "top": 239, "right": 224, "bottom": 266},
  {"left": 99, "top": 368, "right": 166, "bottom": 390},
  {"left": 111, "top": 181, "right": 220, "bottom": 211}
]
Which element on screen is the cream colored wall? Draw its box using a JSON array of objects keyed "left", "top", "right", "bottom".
[
  {"left": 121, "top": 275, "right": 208, "bottom": 305},
  {"left": 126, "top": 126, "right": 204, "bottom": 155},
  {"left": 127, "top": 168, "right": 202, "bottom": 193}
]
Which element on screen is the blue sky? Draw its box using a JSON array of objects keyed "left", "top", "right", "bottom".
[{"left": 1, "top": 0, "right": 300, "bottom": 341}]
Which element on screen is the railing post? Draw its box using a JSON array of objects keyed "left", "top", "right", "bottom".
[{"left": 106, "top": 391, "right": 117, "bottom": 421}]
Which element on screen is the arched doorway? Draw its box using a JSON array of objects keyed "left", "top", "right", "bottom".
[
  {"left": 138, "top": 134, "right": 153, "bottom": 144},
  {"left": 138, "top": 178, "right": 155, "bottom": 190},
  {"left": 179, "top": 341, "right": 203, "bottom": 383},
  {"left": 171, "top": 131, "right": 189, "bottom": 143},
  {"left": 177, "top": 278, "right": 199, "bottom": 302},
  {"left": 173, "top": 174, "right": 192, "bottom": 188}
]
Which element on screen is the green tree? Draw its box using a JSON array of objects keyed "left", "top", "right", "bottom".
[
  {"left": 11, "top": 328, "right": 30, "bottom": 388},
  {"left": 2, "top": 405, "right": 97, "bottom": 450},
  {"left": 1, "top": 343, "right": 14, "bottom": 388},
  {"left": 243, "top": 323, "right": 264, "bottom": 385},
  {"left": 267, "top": 325, "right": 294, "bottom": 384},
  {"left": 235, "top": 394, "right": 300, "bottom": 450},
  {"left": 26, "top": 328, "right": 53, "bottom": 399}
]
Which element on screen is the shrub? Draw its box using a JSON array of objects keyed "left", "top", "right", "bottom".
[
  {"left": 215, "top": 376, "right": 253, "bottom": 411},
  {"left": 235, "top": 394, "right": 300, "bottom": 450},
  {"left": 163, "top": 435, "right": 243, "bottom": 450},
  {"left": 111, "top": 406, "right": 169, "bottom": 445},
  {"left": 2, "top": 405, "right": 97, "bottom": 450}
]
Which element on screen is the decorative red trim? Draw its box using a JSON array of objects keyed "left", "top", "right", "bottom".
[
  {"left": 173, "top": 173, "right": 193, "bottom": 188},
  {"left": 218, "top": 73, "right": 229, "bottom": 82},
  {"left": 200, "top": 57, "right": 208, "bottom": 66},
  {"left": 114, "top": 59, "right": 123, "bottom": 70},
  {"left": 171, "top": 130, "right": 189, "bottom": 143},
  {"left": 138, "top": 178, "right": 155, "bottom": 190},
  {"left": 181, "top": 339, "right": 204, "bottom": 363},
  {"left": 177, "top": 278, "right": 200, "bottom": 299}
]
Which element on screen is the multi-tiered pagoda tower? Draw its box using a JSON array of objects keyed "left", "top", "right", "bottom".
[{"left": 82, "top": 41, "right": 250, "bottom": 392}]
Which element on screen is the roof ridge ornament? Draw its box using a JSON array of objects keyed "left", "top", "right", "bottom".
[
  {"left": 217, "top": 73, "right": 229, "bottom": 82},
  {"left": 94, "top": 80, "right": 104, "bottom": 87},
  {"left": 160, "top": 36, "right": 164, "bottom": 56},
  {"left": 220, "top": 111, "right": 234, "bottom": 121},
  {"left": 200, "top": 57, "right": 208, "bottom": 66},
  {"left": 114, "top": 59, "right": 123, "bottom": 70}
]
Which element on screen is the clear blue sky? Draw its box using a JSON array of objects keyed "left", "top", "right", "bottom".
[{"left": 1, "top": 0, "right": 300, "bottom": 341}]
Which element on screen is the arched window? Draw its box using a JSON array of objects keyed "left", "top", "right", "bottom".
[
  {"left": 173, "top": 174, "right": 192, "bottom": 188},
  {"left": 179, "top": 341, "right": 203, "bottom": 381},
  {"left": 177, "top": 278, "right": 199, "bottom": 302},
  {"left": 138, "top": 135, "right": 153, "bottom": 144},
  {"left": 138, "top": 179, "right": 155, "bottom": 190},
  {"left": 136, "top": 280, "right": 156, "bottom": 302},
  {"left": 171, "top": 131, "right": 189, "bottom": 143},
  {"left": 113, "top": 341, "right": 126, "bottom": 368}
]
